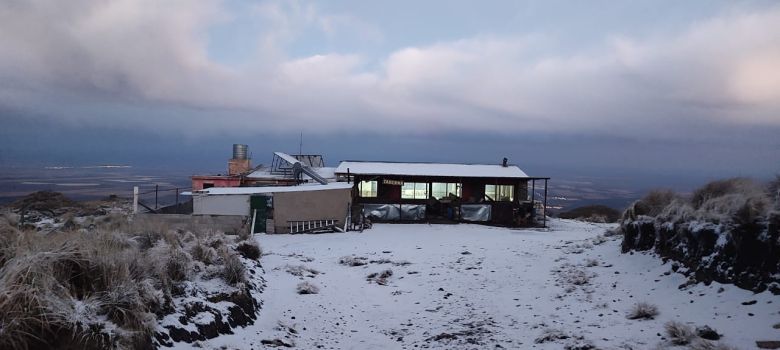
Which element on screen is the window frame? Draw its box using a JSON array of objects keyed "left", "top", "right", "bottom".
[
  {"left": 484, "top": 184, "right": 515, "bottom": 202},
  {"left": 358, "top": 180, "right": 378, "bottom": 198},
  {"left": 401, "top": 182, "right": 429, "bottom": 199},
  {"left": 431, "top": 182, "right": 462, "bottom": 200}
]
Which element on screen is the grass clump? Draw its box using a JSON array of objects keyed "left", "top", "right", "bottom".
[
  {"left": 0, "top": 217, "right": 258, "bottom": 349},
  {"left": 296, "top": 282, "right": 320, "bottom": 295},
  {"left": 339, "top": 255, "right": 368, "bottom": 267},
  {"left": 284, "top": 264, "right": 320, "bottom": 277},
  {"left": 236, "top": 240, "right": 262, "bottom": 260},
  {"left": 367, "top": 269, "right": 394, "bottom": 285},
  {"left": 665, "top": 321, "right": 696, "bottom": 345},
  {"left": 221, "top": 250, "right": 247, "bottom": 285},
  {"left": 626, "top": 302, "right": 659, "bottom": 320}
]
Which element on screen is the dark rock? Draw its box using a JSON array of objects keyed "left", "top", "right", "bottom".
[
  {"left": 696, "top": 325, "right": 720, "bottom": 340},
  {"left": 11, "top": 191, "right": 80, "bottom": 212},
  {"left": 742, "top": 300, "right": 758, "bottom": 305},
  {"left": 620, "top": 201, "right": 780, "bottom": 294},
  {"left": 756, "top": 341, "right": 780, "bottom": 349},
  {"left": 261, "top": 339, "right": 294, "bottom": 347}
]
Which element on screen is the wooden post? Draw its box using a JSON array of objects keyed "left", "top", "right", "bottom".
[
  {"left": 250, "top": 209, "right": 257, "bottom": 235},
  {"left": 154, "top": 184, "right": 159, "bottom": 210},
  {"left": 133, "top": 186, "right": 139, "bottom": 214}
]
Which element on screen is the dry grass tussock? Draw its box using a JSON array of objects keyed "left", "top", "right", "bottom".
[
  {"left": 665, "top": 321, "right": 696, "bottom": 345},
  {"left": 626, "top": 302, "right": 659, "bottom": 320},
  {"left": 624, "top": 178, "right": 776, "bottom": 225},
  {"left": 0, "top": 215, "right": 260, "bottom": 349},
  {"left": 296, "top": 281, "right": 320, "bottom": 294}
]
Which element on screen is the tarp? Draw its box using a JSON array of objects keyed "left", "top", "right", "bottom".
[
  {"left": 363, "top": 204, "right": 426, "bottom": 221},
  {"left": 401, "top": 204, "right": 426, "bottom": 221},
  {"left": 461, "top": 204, "right": 491, "bottom": 222},
  {"left": 364, "top": 204, "right": 400, "bottom": 221}
]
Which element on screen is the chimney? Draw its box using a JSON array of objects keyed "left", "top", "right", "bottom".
[
  {"left": 228, "top": 144, "right": 252, "bottom": 175},
  {"left": 502, "top": 157, "right": 508, "bottom": 167}
]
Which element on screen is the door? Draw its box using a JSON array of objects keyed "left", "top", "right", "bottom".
[{"left": 250, "top": 195, "right": 269, "bottom": 233}]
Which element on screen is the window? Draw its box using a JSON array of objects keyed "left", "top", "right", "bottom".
[
  {"left": 401, "top": 182, "right": 428, "bottom": 199},
  {"left": 358, "top": 180, "right": 377, "bottom": 197},
  {"left": 431, "top": 182, "right": 461, "bottom": 199},
  {"left": 485, "top": 184, "right": 514, "bottom": 201}
]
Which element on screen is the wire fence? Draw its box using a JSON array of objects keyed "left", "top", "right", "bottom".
[{"left": 135, "top": 185, "right": 191, "bottom": 213}]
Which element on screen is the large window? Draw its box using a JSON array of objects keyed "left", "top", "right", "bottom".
[
  {"left": 359, "top": 180, "right": 377, "bottom": 197},
  {"left": 485, "top": 184, "right": 514, "bottom": 202},
  {"left": 401, "top": 182, "right": 428, "bottom": 199},
  {"left": 432, "top": 182, "right": 461, "bottom": 199}
]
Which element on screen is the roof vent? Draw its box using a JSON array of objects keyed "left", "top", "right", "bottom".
[{"left": 502, "top": 157, "right": 508, "bottom": 167}]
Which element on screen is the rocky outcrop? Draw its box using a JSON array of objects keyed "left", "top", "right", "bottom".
[{"left": 620, "top": 179, "right": 780, "bottom": 294}]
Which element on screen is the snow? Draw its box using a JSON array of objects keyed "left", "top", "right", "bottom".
[
  {"left": 193, "top": 182, "right": 352, "bottom": 195},
  {"left": 335, "top": 161, "right": 531, "bottom": 178},
  {"left": 183, "top": 219, "right": 779, "bottom": 349},
  {"left": 274, "top": 152, "right": 301, "bottom": 165}
]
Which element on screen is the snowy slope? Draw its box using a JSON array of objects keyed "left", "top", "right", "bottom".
[{"left": 181, "top": 219, "right": 779, "bottom": 349}]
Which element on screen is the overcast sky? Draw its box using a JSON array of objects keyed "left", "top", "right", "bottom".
[{"left": 1, "top": 0, "right": 778, "bottom": 186}]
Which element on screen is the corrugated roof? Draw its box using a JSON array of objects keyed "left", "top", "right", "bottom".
[
  {"left": 334, "top": 161, "right": 529, "bottom": 178},
  {"left": 193, "top": 182, "right": 352, "bottom": 195}
]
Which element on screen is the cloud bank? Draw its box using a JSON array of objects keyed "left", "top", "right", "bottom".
[{"left": 1, "top": 0, "right": 779, "bottom": 139}]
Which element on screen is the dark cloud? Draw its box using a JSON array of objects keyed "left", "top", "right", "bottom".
[{"left": 1, "top": 1, "right": 778, "bottom": 185}]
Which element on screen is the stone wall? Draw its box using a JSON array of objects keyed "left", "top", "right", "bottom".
[
  {"left": 135, "top": 213, "right": 247, "bottom": 234},
  {"left": 621, "top": 212, "right": 780, "bottom": 294}
]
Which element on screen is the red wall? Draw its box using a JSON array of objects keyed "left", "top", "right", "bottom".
[{"left": 191, "top": 176, "right": 242, "bottom": 191}]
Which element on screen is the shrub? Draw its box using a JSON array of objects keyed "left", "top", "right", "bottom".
[
  {"left": 769, "top": 174, "right": 780, "bottom": 200},
  {"left": 296, "top": 282, "right": 320, "bottom": 294},
  {"left": 584, "top": 258, "right": 599, "bottom": 267},
  {"left": 285, "top": 265, "right": 320, "bottom": 277},
  {"left": 367, "top": 269, "right": 393, "bottom": 285},
  {"left": 691, "top": 178, "right": 761, "bottom": 209},
  {"left": 221, "top": 250, "right": 247, "bottom": 285},
  {"left": 639, "top": 190, "right": 678, "bottom": 216},
  {"left": 0, "top": 230, "right": 158, "bottom": 349},
  {"left": 236, "top": 240, "right": 262, "bottom": 260},
  {"left": 165, "top": 247, "right": 192, "bottom": 282},
  {"left": 0, "top": 220, "right": 256, "bottom": 349},
  {"left": 626, "top": 302, "right": 659, "bottom": 320},
  {"left": 665, "top": 321, "right": 696, "bottom": 345},
  {"left": 339, "top": 256, "right": 368, "bottom": 267},
  {"left": 192, "top": 241, "right": 217, "bottom": 265},
  {"left": 534, "top": 328, "right": 568, "bottom": 344}
]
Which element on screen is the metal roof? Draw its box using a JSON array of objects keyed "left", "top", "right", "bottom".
[
  {"left": 192, "top": 182, "right": 353, "bottom": 195},
  {"left": 334, "top": 161, "right": 530, "bottom": 178}
]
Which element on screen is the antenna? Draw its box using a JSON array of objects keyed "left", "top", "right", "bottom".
[{"left": 299, "top": 131, "right": 303, "bottom": 156}]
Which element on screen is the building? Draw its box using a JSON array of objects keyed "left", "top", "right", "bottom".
[
  {"left": 191, "top": 146, "right": 335, "bottom": 191},
  {"left": 191, "top": 182, "right": 352, "bottom": 234},
  {"left": 334, "top": 160, "right": 550, "bottom": 227}
]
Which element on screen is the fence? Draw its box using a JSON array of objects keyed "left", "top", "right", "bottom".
[{"left": 133, "top": 185, "right": 191, "bottom": 214}]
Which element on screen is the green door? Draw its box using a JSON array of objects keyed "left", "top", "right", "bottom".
[{"left": 250, "top": 195, "right": 268, "bottom": 233}]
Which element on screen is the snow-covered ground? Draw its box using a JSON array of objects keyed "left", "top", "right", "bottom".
[{"left": 186, "top": 219, "right": 779, "bottom": 349}]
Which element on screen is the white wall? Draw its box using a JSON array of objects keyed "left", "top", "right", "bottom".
[{"left": 193, "top": 194, "right": 251, "bottom": 216}]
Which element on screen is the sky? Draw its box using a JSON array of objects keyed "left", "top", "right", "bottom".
[{"left": 1, "top": 0, "right": 779, "bottom": 188}]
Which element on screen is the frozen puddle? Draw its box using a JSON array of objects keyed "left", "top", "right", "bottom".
[{"left": 186, "top": 219, "right": 779, "bottom": 349}]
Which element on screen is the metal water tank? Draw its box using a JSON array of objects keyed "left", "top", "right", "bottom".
[{"left": 232, "top": 144, "right": 248, "bottom": 159}]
